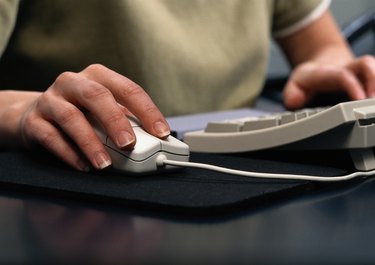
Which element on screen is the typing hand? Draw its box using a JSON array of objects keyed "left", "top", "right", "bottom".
[
  {"left": 20, "top": 64, "right": 170, "bottom": 171},
  {"left": 282, "top": 55, "right": 375, "bottom": 110}
]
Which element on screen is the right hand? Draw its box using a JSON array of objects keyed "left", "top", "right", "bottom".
[
  {"left": 19, "top": 64, "right": 170, "bottom": 171},
  {"left": 283, "top": 57, "right": 375, "bottom": 110}
]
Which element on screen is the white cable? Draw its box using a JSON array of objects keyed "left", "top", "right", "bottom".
[{"left": 157, "top": 156, "right": 375, "bottom": 182}]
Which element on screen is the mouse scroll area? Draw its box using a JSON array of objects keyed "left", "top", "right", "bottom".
[
  {"left": 104, "top": 130, "right": 190, "bottom": 174},
  {"left": 89, "top": 115, "right": 190, "bottom": 174}
]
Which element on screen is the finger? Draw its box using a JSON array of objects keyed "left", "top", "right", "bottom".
[
  {"left": 347, "top": 55, "right": 375, "bottom": 97},
  {"left": 36, "top": 93, "right": 112, "bottom": 170},
  {"left": 328, "top": 68, "right": 366, "bottom": 100},
  {"left": 22, "top": 114, "right": 91, "bottom": 171},
  {"left": 81, "top": 64, "right": 170, "bottom": 138},
  {"left": 292, "top": 65, "right": 366, "bottom": 101},
  {"left": 52, "top": 71, "right": 137, "bottom": 150},
  {"left": 283, "top": 81, "right": 310, "bottom": 110},
  {"left": 117, "top": 103, "right": 134, "bottom": 116}
]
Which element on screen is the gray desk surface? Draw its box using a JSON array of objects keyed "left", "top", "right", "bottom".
[{"left": 1, "top": 177, "right": 375, "bottom": 264}]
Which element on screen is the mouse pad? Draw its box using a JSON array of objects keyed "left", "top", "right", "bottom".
[{"left": 0, "top": 149, "right": 352, "bottom": 215}]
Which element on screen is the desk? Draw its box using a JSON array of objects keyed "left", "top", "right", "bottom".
[
  {"left": 0, "top": 177, "right": 375, "bottom": 264},
  {"left": 1, "top": 102, "right": 375, "bottom": 264}
]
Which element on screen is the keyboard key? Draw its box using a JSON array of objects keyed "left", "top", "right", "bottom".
[
  {"left": 205, "top": 122, "right": 242, "bottom": 132},
  {"left": 242, "top": 116, "right": 278, "bottom": 131},
  {"left": 279, "top": 112, "right": 295, "bottom": 124}
]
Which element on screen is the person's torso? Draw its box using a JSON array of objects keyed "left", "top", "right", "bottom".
[{"left": 1, "top": 0, "right": 274, "bottom": 115}]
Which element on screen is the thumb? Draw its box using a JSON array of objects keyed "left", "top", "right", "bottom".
[{"left": 283, "top": 81, "right": 311, "bottom": 110}]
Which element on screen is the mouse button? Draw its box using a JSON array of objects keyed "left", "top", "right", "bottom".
[
  {"left": 105, "top": 126, "right": 161, "bottom": 161},
  {"left": 127, "top": 116, "right": 141, "bottom": 128},
  {"left": 161, "top": 135, "right": 190, "bottom": 155},
  {"left": 91, "top": 123, "right": 108, "bottom": 144},
  {"left": 131, "top": 127, "right": 162, "bottom": 159}
]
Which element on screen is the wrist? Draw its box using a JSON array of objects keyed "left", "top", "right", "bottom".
[{"left": 0, "top": 90, "right": 40, "bottom": 147}]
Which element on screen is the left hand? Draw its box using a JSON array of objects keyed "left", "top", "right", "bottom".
[{"left": 283, "top": 55, "right": 375, "bottom": 109}]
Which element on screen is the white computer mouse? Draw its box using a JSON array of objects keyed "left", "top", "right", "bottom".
[{"left": 88, "top": 115, "right": 190, "bottom": 174}]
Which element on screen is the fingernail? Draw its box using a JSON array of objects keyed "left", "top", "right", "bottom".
[
  {"left": 94, "top": 151, "right": 111, "bottom": 169},
  {"left": 77, "top": 160, "right": 91, "bottom": 172},
  {"left": 116, "top": 130, "right": 135, "bottom": 148},
  {"left": 153, "top": 121, "right": 170, "bottom": 138}
]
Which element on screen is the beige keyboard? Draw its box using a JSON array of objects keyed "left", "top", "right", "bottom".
[{"left": 183, "top": 98, "right": 375, "bottom": 171}]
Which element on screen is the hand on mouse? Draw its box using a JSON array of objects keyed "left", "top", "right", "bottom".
[{"left": 0, "top": 64, "right": 170, "bottom": 171}]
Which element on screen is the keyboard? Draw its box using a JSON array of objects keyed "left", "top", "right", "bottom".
[{"left": 183, "top": 98, "right": 375, "bottom": 171}]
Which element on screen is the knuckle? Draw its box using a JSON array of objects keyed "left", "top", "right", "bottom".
[
  {"left": 119, "top": 81, "right": 144, "bottom": 98},
  {"left": 54, "top": 71, "right": 77, "bottom": 86},
  {"left": 56, "top": 106, "right": 82, "bottom": 126},
  {"left": 142, "top": 102, "right": 159, "bottom": 113},
  {"left": 105, "top": 110, "right": 126, "bottom": 124},
  {"left": 84, "top": 63, "right": 106, "bottom": 74},
  {"left": 39, "top": 131, "right": 58, "bottom": 150},
  {"left": 360, "top": 55, "right": 374, "bottom": 64},
  {"left": 80, "top": 82, "right": 111, "bottom": 101},
  {"left": 37, "top": 90, "right": 56, "bottom": 108},
  {"left": 360, "top": 55, "right": 375, "bottom": 73}
]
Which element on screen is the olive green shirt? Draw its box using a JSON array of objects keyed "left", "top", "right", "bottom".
[{"left": 0, "top": 0, "right": 326, "bottom": 116}]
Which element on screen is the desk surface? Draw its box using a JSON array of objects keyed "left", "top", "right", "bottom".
[
  {"left": 2, "top": 101, "right": 375, "bottom": 264},
  {"left": 0, "top": 177, "right": 375, "bottom": 264}
]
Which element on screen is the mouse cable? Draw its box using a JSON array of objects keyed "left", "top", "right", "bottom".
[{"left": 156, "top": 155, "right": 375, "bottom": 182}]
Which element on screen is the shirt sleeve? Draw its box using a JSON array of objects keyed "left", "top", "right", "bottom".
[
  {"left": 0, "top": 0, "right": 20, "bottom": 58},
  {"left": 272, "top": 0, "right": 331, "bottom": 38}
]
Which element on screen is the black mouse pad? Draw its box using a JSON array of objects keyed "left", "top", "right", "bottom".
[{"left": 0, "top": 149, "right": 352, "bottom": 215}]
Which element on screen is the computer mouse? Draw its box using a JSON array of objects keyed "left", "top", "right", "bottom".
[{"left": 88, "top": 115, "right": 190, "bottom": 174}]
